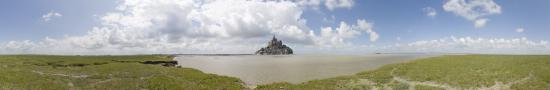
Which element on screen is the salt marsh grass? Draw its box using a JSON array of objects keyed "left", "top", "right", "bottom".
[
  {"left": 0, "top": 55, "right": 245, "bottom": 90},
  {"left": 256, "top": 55, "right": 550, "bottom": 90}
]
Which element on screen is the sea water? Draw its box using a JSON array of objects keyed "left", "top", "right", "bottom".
[{"left": 175, "top": 54, "right": 436, "bottom": 87}]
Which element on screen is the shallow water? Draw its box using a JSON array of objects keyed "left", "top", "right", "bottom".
[{"left": 175, "top": 54, "right": 436, "bottom": 87}]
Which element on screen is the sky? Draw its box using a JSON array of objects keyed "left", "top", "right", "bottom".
[{"left": 0, "top": 0, "right": 549, "bottom": 55}]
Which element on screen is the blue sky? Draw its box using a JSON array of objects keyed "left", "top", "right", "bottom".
[
  {"left": 1, "top": 0, "right": 549, "bottom": 54},
  {"left": 308, "top": 0, "right": 550, "bottom": 44},
  {"left": 0, "top": 0, "right": 117, "bottom": 42}
]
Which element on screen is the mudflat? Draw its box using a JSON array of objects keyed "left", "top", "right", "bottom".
[{"left": 175, "top": 54, "right": 437, "bottom": 87}]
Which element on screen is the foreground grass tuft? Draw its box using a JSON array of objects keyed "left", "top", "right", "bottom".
[
  {"left": 256, "top": 55, "right": 550, "bottom": 90},
  {"left": 0, "top": 55, "right": 245, "bottom": 90}
]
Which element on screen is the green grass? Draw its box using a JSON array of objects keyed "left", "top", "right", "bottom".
[
  {"left": 256, "top": 55, "right": 550, "bottom": 90},
  {"left": 3, "top": 55, "right": 550, "bottom": 90},
  {"left": 0, "top": 55, "right": 245, "bottom": 90}
]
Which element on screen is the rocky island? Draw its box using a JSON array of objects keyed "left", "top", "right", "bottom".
[{"left": 255, "top": 36, "right": 293, "bottom": 55}]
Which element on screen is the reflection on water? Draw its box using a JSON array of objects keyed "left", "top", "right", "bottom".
[{"left": 175, "top": 54, "right": 436, "bottom": 87}]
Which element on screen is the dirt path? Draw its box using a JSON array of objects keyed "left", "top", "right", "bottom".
[{"left": 31, "top": 70, "right": 89, "bottom": 78}]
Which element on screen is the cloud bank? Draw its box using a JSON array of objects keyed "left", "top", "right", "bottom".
[
  {"left": 0, "top": 0, "right": 375, "bottom": 55},
  {"left": 388, "top": 37, "right": 550, "bottom": 54}
]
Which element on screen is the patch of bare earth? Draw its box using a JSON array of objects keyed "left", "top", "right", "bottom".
[
  {"left": 31, "top": 70, "right": 88, "bottom": 78},
  {"left": 345, "top": 68, "right": 534, "bottom": 90}
]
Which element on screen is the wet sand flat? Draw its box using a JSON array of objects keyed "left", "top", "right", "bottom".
[{"left": 175, "top": 54, "right": 437, "bottom": 87}]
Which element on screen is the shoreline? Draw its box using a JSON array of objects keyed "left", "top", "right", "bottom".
[{"left": 175, "top": 54, "right": 440, "bottom": 87}]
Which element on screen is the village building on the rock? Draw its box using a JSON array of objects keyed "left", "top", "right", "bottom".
[{"left": 255, "top": 36, "right": 293, "bottom": 55}]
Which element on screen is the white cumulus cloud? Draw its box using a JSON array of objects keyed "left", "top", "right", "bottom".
[
  {"left": 516, "top": 28, "right": 524, "bottom": 33},
  {"left": 293, "top": 0, "right": 354, "bottom": 11},
  {"left": 0, "top": 0, "right": 372, "bottom": 55},
  {"left": 474, "top": 18, "right": 488, "bottom": 28},
  {"left": 423, "top": 7, "right": 437, "bottom": 17},
  {"left": 324, "top": 0, "right": 354, "bottom": 11},
  {"left": 313, "top": 19, "right": 377, "bottom": 48},
  {"left": 443, "top": 0, "right": 501, "bottom": 28},
  {"left": 42, "top": 11, "right": 63, "bottom": 22}
]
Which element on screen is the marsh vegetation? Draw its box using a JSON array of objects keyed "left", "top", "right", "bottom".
[
  {"left": 0, "top": 55, "right": 245, "bottom": 90},
  {"left": 256, "top": 55, "right": 550, "bottom": 90},
  {"left": 1, "top": 55, "right": 549, "bottom": 90}
]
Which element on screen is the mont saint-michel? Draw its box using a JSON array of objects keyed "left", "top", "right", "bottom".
[{"left": 255, "top": 36, "right": 293, "bottom": 55}]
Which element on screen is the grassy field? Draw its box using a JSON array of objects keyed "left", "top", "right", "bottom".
[
  {"left": 0, "top": 55, "right": 245, "bottom": 90},
  {"left": 2, "top": 55, "right": 550, "bottom": 90},
  {"left": 256, "top": 55, "right": 550, "bottom": 90}
]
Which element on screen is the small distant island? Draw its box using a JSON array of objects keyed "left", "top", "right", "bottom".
[{"left": 255, "top": 36, "right": 293, "bottom": 55}]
